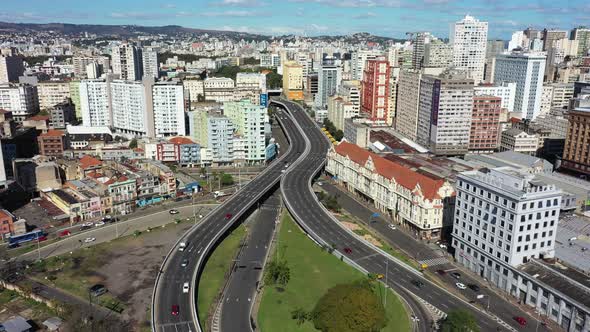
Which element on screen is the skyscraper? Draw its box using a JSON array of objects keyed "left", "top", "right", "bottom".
[
  {"left": 316, "top": 62, "right": 342, "bottom": 108},
  {"left": 79, "top": 79, "right": 111, "bottom": 127},
  {"left": 542, "top": 29, "right": 568, "bottom": 51},
  {"left": 0, "top": 52, "right": 24, "bottom": 84},
  {"left": 469, "top": 96, "right": 502, "bottom": 153},
  {"left": 450, "top": 15, "right": 488, "bottom": 84},
  {"left": 494, "top": 52, "right": 546, "bottom": 120},
  {"left": 142, "top": 47, "right": 159, "bottom": 79},
  {"left": 282, "top": 61, "right": 304, "bottom": 101},
  {"left": 360, "top": 59, "right": 390, "bottom": 124},
  {"left": 152, "top": 81, "right": 186, "bottom": 137},
  {"left": 411, "top": 32, "right": 433, "bottom": 70},
  {"left": 395, "top": 69, "right": 422, "bottom": 141},
  {"left": 571, "top": 26, "right": 590, "bottom": 56},
  {"left": 111, "top": 44, "right": 143, "bottom": 81}
]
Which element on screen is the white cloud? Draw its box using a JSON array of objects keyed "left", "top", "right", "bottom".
[{"left": 352, "top": 12, "right": 377, "bottom": 19}]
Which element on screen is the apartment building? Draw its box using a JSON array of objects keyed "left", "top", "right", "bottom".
[
  {"left": 38, "top": 81, "right": 71, "bottom": 110},
  {"left": 79, "top": 79, "right": 111, "bottom": 127},
  {"left": 282, "top": 61, "right": 304, "bottom": 100},
  {"left": 223, "top": 99, "right": 267, "bottom": 164},
  {"left": 37, "top": 130, "right": 67, "bottom": 157},
  {"left": 395, "top": 70, "right": 422, "bottom": 141},
  {"left": 474, "top": 82, "right": 516, "bottom": 114},
  {"left": 451, "top": 15, "right": 488, "bottom": 84},
  {"left": 111, "top": 44, "right": 143, "bottom": 81},
  {"left": 0, "top": 84, "right": 39, "bottom": 122},
  {"left": 0, "top": 54, "right": 24, "bottom": 84},
  {"left": 469, "top": 96, "right": 502, "bottom": 153},
  {"left": 153, "top": 82, "right": 186, "bottom": 137},
  {"left": 361, "top": 60, "right": 390, "bottom": 124}
]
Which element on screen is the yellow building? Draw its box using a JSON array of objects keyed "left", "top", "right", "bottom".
[{"left": 282, "top": 61, "right": 304, "bottom": 100}]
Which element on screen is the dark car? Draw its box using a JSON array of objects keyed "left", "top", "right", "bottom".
[
  {"left": 89, "top": 284, "right": 107, "bottom": 297},
  {"left": 171, "top": 305, "right": 179, "bottom": 316},
  {"left": 451, "top": 272, "right": 461, "bottom": 279},
  {"left": 80, "top": 225, "right": 91, "bottom": 231},
  {"left": 225, "top": 213, "right": 233, "bottom": 220},
  {"left": 436, "top": 269, "right": 446, "bottom": 275},
  {"left": 411, "top": 280, "right": 424, "bottom": 288},
  {"left": 468, "top": 284, "right": 480, "bottom": 292},
  {"left": 514, "top": 316, "right": 527, "bottom": 326},
  {"left": 343, "top": 247, "right": 352, "bottom": 254}
]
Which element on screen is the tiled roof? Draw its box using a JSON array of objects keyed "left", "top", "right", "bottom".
[
  {"left": 79, "top": 155, "right": 102, "bottom": 169},
  {"left": 168, "top": 136, "right": 195, "bottom": 145},
  {"left": 40, "top": 129, "right": 65, "bottom": 137},
  {"left": 28, "top": 115, "right": 50, "bottom": 121},
  {"left": 334, "top": 141, "right": 447, "bottom": 200}
]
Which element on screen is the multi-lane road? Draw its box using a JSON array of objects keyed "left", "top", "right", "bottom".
[
  {"left": 151, "top": 108, "right": 305, "bottom": 332},
  {"left": 274, "top": 98, "right": 529, "bottom": 332}
]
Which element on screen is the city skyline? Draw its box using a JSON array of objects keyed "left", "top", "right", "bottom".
[{"left": 2, "top": 0, "right": 590, "bottom": 38}]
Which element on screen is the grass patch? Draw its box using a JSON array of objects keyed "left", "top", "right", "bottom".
[
  {"left": 257, "top": 211, "right": 411, "bottom": 332},
  {"left": 0, "top": 288, "right": 19, "bottom": 305},
  {"left": 197, "top": 224, "right": 247, "bottom": 331}
]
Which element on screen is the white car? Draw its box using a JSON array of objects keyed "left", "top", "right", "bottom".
[
  {"left": 169, "top": 209, "right": 179, "bottom": 215},
  {"left": 455, "top": 282, "right": 467, "bottom": 290},
  {"left": 94, "top": 221, "right": 105, "bottom": 227},
  {"left": 388, "top": 224, "right": 396, "bottom": 230},
  {"left": 82, "top": 222, "right": 94, "bottom": 227},
  {"left": 84, "top": 237, "right": 96, "bottom": 243},
  {"left": 182, "top": 282, "right": 190, "bottom": 293}
]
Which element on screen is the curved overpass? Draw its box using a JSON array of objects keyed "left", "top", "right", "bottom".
[
  {"left": 273, "top": 98, "right": 520, "bottom": 332},
  {"left": 151, "top": 107, "right": 306, "bottom": 332}
]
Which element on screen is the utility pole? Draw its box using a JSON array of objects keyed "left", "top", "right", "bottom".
[{"left": 384, "top": 259, "right": 388, "bottom": 307}]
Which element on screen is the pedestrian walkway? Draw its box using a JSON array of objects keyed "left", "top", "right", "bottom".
[{"left": 418, "top": 257, "right": 449, "bottom": 267}]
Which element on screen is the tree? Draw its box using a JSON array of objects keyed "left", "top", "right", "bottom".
[
  {"left": 264, "top": 259, "right": 290, "bottom": 286},
  {"left": 311, "top": 281, "right": 387, "bottom": 332},
  {"left": 265, "top": 70, "right": 283, "bottom": 89},
  {"left": 128, "top": 138, "right": 138, "bottom": 149},
  {"left": 440, "top": 309, "right": 480, "bottom": 332},
  {"left": 291, "top": 308, "right": 309, "bottom": 326},
  {"left": 220, "top": 173, "right": 234, "bottom": 186}
]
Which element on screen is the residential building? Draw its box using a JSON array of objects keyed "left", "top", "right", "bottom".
[
  {"left": 423, "top": 40, "right": 453, "bottom": 69},
  {"left": 69, "top": 81, "right": 81, "bottom": 120},
  {"left": 111, "top": 44, "right": 143, "bottom": 81},
  {"left": 417, "top": 71, "right": 474, "bottom": 155},
  {"left": 282, "top": 61, "right": 304, "bottom": 100},
  {"left": 395, "top": 70, "right": 422, "bottom": 141},
  {"left": 539, "top": 85, "right": 554, "bottom": 116},
  {"left": 361, "top": 59, "right": 390, "bottom": 124},
  {"left": 450, "top": 15, "right": 488, "bottom": 84},
  {"left": 169, "top": 137, "right": 200, "bottom": 166},
  {"left": 343, "top": 118, "right": 370, "bottom": 148},
  {"left": 38, "top": 81, "right": 71, "bottom": 110},
  {"left": 48, "top": 101, "right": 76, "bottom": 129},
  {"left": 236, "top": 73, "right": 267, "bottom": 93},
  {"left": 562, "top": 106, "right": 590, "bottom": 176},
  {"left": 204, "top": 77, "right": 234, "bottom": 89},
  {"left": 0, "top": 54, "right": 24, "bottom": 84},
  {"left": 110, "top": 80, "right": 149, "bottom": 136},
  {"left": 72, "top": 56, "right": 110, "bottom": 78},
  {"left": 543, "top": 29, "right": 568, "bottom": 51},
  {"left": 183, "top": 79, "right": 204, "bottom": 102},
  {"left": 207, "top": 114, "right": 234, "bottom": 164},
  {"left": 469, "top": 96, "right": 502, "bottom": 153},
  {"left": 571, "top": 26, "right": 590, "bottom": 56},
  {"left": 474, "top": 82, "right": 516, "bottom": 114},
  {"left": 494, "top": 52, "right": 546, "bottom": 120},
  {"left": 500, "top": 128, "right": 539, "bottom": 155},
  {"left": 142, "top": 47, "right": 159, "bottom": 79},
  {"left": 105, "top": 175, "right": 137, "bottom": 215},
  {"left": 37, "top": 130, "right": 67, "bottom": 157},
  {"left": 351, "top": 50, "right": 384, "bottom": 80},
  {"left": 153, "top": 82, "right": 186, "bottom": 137},
  {"left": 79, "top": 79, "right": 111, "bottom": 127},
  {"left": 327, "top": 96, "right": 357, "bottom": 131},
  {"left": 411, "top": 32, "right": 434, "bottom": 70},
  {"left": 337, "top": 80, "right": 361, "bottom": 113},
  {"left": 549, "top": 83, "right": 574, "bottom": 109},
  {"left": 0, "top": 209, "right": 15, "bottom": 240},
  {"left": 156, "top": 141, "right": 180, "bottom": 162},
  {"left": 316, "top": 63, "right": 342, "bottom": 108},
  {"left": 326, "top": 141, "right": 455, "bottom": 239},
  {"left": 0, "top": 84, "right": 39, "bottom": 122},
  {"left": 224, "top": 99, "right": 267, "bottom": 164}
]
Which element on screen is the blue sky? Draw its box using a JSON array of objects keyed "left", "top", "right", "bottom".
[{"left": 2, "top": 0, "right": 589, "bottom": 38}]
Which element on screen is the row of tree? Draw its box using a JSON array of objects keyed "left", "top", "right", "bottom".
[{"left": 323, "top": 119, "right": 344, "bottom": 141}]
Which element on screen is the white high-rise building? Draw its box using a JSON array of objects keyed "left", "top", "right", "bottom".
[
  {"left": 111, "top": 44, "right": 143, "bottom": 81},
  {"left": 452, "top": 167, "right": 561, "bottom": 273},
  {"left": 508, "top": 31, "right": 526, "bottom": 51},
  {"left": 494, "top": 52, "right": 546, "bottom": 120},
  {"left": 351, "top": 50, "right": 383, "bottom": 80},
  {"left": 142, "top": 47, "right": 159, "bottom": 79},
  {"left": 79, "top": 79, "right": 111, "bottom": 127},
  {"left": 316, "top": 63, "right": 342, "bottom": 108},
  {"left": 110, "top": 80, "right": 149, "bottom": 136},
  {"left": 153, "top": 82, "right": 186, "bottom": 137},
  {"left": 474, "top": 82, "right": 517, "bottom": 114},
  {"left": 0, "top": 84, "right": 39, "bottom": 122},
  {"left": 450, "top": 15, "right": 488, "bottom": 84}
]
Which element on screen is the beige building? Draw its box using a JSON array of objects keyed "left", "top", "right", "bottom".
[
  {"left": 282, "top": 61, "right": 304, "bottom": 100},
  {"left": 500, "top": 128, "right": 539, "bottom": 155},
  {"left": 38, "top": 81, "right": 71, "bottom": 110},
  {"left": 395, "top": 69, "right": 422, "bottom": 141},
  {"left": 327, "top": 96, "right": 357, "bottom": 131},
  {"left": 183, "top": 79, "right": 204, "bottom": 102},
  {"left": 326, "top": 141, "right": 455, "bottom": 239}
]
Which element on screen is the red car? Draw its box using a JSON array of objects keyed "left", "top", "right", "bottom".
[
  {"left": 225, "top": 213, "right": 233, "bottom": 220},
  {"left": 343, "top": 247, "right": 352, "bottom": 254},
  {"left": 171, "top": 305, "right": 179, "bottom": 316},
  {"left": 59, "top": 230, "right": 71, "bottom": 237},
  {"left": 514, "top": 316, "right": 527, "bottom": 326}
]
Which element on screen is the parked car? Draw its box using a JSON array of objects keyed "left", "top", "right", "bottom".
[
  {"left": 169, "top": 209, "right": 179, "bottom": 215},
  {"left": 58, "top": 230, "right": 71, "bottom": 237},
  {"left": 451, "top": 272, "right": 461, "bottom": 279},
  {"left": 89, "top": 284, "right": 106, "bottom": 297},
  {"left": 80, "top": 225, "right": 91, "bottom": 231},
  {"left": 94, "top": 221, "right": 105, "bottom": 227},
  {"left": 388, "top": 224, "right": 396, "bottom": 230},
  {"left": 455, "top": 282, "right": 467, "bottom": 290},
  {"left": 514, "top": 316, "right": 527, "bottom": 326},
  {"left": 411, "top": 280, "right": 424, "bottom": 288},
  {"left": 182, "top": 282, "right": 190, "bottom": 293},
  {"left": 376, "top": 274, "right": 384, "bottom": 279},
  {"left": 171, "top": 305, "right": 179, "bottom": 316},
  {"left": 84, "top": 237, "right": 96, "bottom": 243},
  {"left": 467, "top": 284, "right": 480, "bottom": 292}
]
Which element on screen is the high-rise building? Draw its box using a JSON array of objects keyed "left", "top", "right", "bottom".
[
  {"left": 79, "top": 79, "right": 111, "bottom": 127},
  {"left": 395, "top": 70, "right": 421, "bottom": 141},
  {"left": 450, "top": 15, "right": 488, "bottom": 84},
  {"left": 452, "top": 167, "right": 562, "bottom": 274},
  {"left": 111, "top": 44, "right": 143, "bottom": 81},
  {"left": 508, "top": 31, "right": 526, "bottom": 51},
  {"left": 474, "top": 82, "right": 517, "bottom": 114},
  {"left": 542, "top": 29, "right": 568, "bottom": 51},
  {"left": 152, "top": 82, "right": 186, "bottom": 137},
  {"left": 110, "top": 80, "right": 149, "bottom": 136},
  {"left": 223, "top": 99, "right": 266, "bottom": 163},
  {"left": 351, "top": 50, "right": 383, "bottom": 80},
  {"left": 0, "top": 53, "right": 24, "bottom": 84},
  {"left": 417, "top": 71, "right": 474, "bottom": 155},
  {"left": 282, "top": 61, "right": 303, "bottom": 100},
  {"left": 548, "top": 83, "right": 574, "bottom": 109},
  {"left": 72, "top": 56, "right": 110, "bottom": 78},
  {"left": 0, "top": 84, "right": 39, "bottom": 122},
  {"left": 469, "top": 96, "right": 502, "bottom": 153},
  {"left": 561, "top": 97, "right": 590, "bottom": 175},
  {"left": 327, "top": 96, "right": 357, "bottom": 131},
  {"left": 69, "top": 81, "right": 82, "bottom": 120},
  {"left": 316, "top": 63, "right": 342, "bottom": 108},
  {"left": 337, "top": 80, "right": 361, "bottom": 114},
  {"left": 571, "top": 26, "right": 590, "bottom": 56},
  {"left": 360, "top": 60, "right": 390, "bottom": 124},
  {"left": 423, "top": 41, "right": 453, "bottom": 68},
  {"left": 485, "top": 40, "right": 505, "bottom": 83},
  {"left": 207, "top": 114, "right": 234, "bottom": 164},
  {"left": 38, "top": 81, "right": 71, "bottom": 110},
  {"left": 142, "top": 47, "right": 159, "bottom": 79},
  {"left": 411, "top": 32, "right": 433, "bottom": 70},
  {"left": 494, "top": 52, "right": 546, "bottom": 120}
]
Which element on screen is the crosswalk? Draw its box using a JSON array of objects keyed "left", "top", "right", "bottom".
[{"left": 418, "top": 257, "right": 449, "bottom": 267}]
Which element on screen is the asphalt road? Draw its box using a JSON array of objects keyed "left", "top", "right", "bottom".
[
  {"left": 219, "top": 191, "right": 281, "bottom": 332},
  {"left": 274, "top": 98, "right": 521, "bottom": 332},
  {"left": 152, "top": 107, "right": 306, "bottom": 332}
]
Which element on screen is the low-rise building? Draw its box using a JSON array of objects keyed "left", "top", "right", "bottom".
[
  {"left": 500, "top": 128, "right": 539, "bottom": 155},
  {"left": 0, "top": 209, "right": 15, "bottom": 240},
  {"left": 37, "top": 130, "right": 67, "bottom": 157}
]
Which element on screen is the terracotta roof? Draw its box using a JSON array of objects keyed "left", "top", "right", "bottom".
[
  {"left": 104, "top": 175, "right": 129, "bottom": 186},
  {"left": 509, "top": 117, "right": 521, "bottom": 123},
  {"left": 28, "top": 115, "right": 50, "bottom": 121},
  {"left": 334, "top": 141, "right": 447, "bottom": 200},
  {"left": 168, "top": 137, "right": 195, "bottom": 145},
  {"left": 86, "top": 170, "right": 104, "bottom": 179},
  {"left": 79, "top": 155, "right": 102, "bottom": 170},
  {"left": 40, "top": 129, "right": 65, "bottom": 137}
]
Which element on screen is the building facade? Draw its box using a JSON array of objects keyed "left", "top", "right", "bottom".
[
  {"left": 0, "top": 84, "right": 39, "bottom": 122},
  {"left": 451, "top": 15, "right": 488, "bottom": 84},
  {"left": 361, "top": 60, "right": 390, "bottom": 124},
  {"left": 469, "top": 96, "right": 502, "bottom": 153},
  {"left": 395, "top": 70, "right": 422, "bottom": 141}
]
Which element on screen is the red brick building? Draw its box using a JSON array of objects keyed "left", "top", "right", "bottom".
[
  {"left": 0, "top": 209, "right": 15, "bottom": 240},
  {"left": 38, "top": 129, "right": 67, "bottom": 157},
  {"left": 468, "top": 96, "right": 502, "bottom": 153},
  {"left": 361, "top": 59, "right": 390, "bottom": 123}
]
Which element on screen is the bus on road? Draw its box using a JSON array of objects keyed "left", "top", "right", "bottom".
[{"left": 8, "top": 230, "right": 48, "bottom": 247}]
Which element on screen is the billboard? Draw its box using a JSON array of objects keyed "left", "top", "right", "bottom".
[{"left": 260, "top": 93, "right": 268, "bottom": 107}]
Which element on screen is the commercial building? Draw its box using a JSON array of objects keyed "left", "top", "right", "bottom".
[
  {"left": 474, "top": 82, "right": 516, "bottom": 114},
  {"left": 316, "top": 63, "right": 342, "bottom": 108},
  {"left": 343, "top": 118, "right": 371, "bottom": 148},
  {"left": 183, "top": 79, "right": 204, "bottom": 102},
  {"left": 282, "top": 61, "right": 304, "bottom": 100},
  {"left": 72, "top": 56, "right": 110, "bottom": 78},
  {"left": 337, "top": 80, "right": 361, "bottom": 114},
  {"left": 0, "top": 209, "right": 16, "bottom": 240},
  {"left": 450, "top": 15, "right": 488, "bottom": 84},
  {"left": 0, "top": 84, "right": 39, "bottom": 122},
  {"left": 500, "top": 128, "right": 539, "bottom": 155},
  {"left": 469, "top": 96, "right": 502, "bottom": 153},
  {"left": 0, "top": 53, "right": 24, "bottom": 84},
  {"left": 571, "top": 26, "right": 590, "bottom": 56},
  {"left": 38, "top": 130, "right": 67, "bottom": 157},
  {"left": 549, "top": 83, "right": 574, "bottom": 109},
  {"left": 236, "top": 73, "right": 267, "bottom": 93},
  {"left": 111, "top": 44, "right": 143, "bottom": 81},
  {"left": 327, "top": 96, "right": 357, "bottom": 131},
  {"left": 395, "top": 70, "right": 421, "bottom": 141},
  {"left": 417, "top": 71, "right": 474, "bottom": 155},
  {"left": 494, "top": 52, "right": 546, "bottom": 120},
  {"left": 48, "top": 101, "right": 76, "bottom": 129},
  {"left": 543, "top": 29, "right": 568, "bottom": 51},
  {"left": 360, "top": 60, "right": 390, "bottom": 124},
  {"left": 326, "top": 141, "right": 455, "bottom": 240}
]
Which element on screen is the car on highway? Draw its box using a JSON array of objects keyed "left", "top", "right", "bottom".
[
  {"left": 376, "top": 274, "right": 384, "bottom": 279},
  {"left": 178, "top": 242, "right": 187, "bottom": 251},
  {"left": 455, "top": 282, "right": 467, "bottom": 290},
  {"left": 182, "top": 282, "right": 190, "bottom": 293},
  {"left": 171, "top": 305, "right": 179, "bottom": 316},
  {"left": 225, "top": 213, "right": 233, "bottom": 220},
  {"left": 84, "top": 237, "right": 96, "bottom": 243},
  {"left": 514, "top": 316, "right": 527, "bottom": 326},
  {"left": 58, "top": 230, "right": 71, "bottom": 237},
  {"left": 169, "top": 209, "right": 179, "bottom": 215},
  {"left": 411, "top": 280, "right": 424, "bottom": 288},
  {"left": 451, "top": 272, "right": 461, "bottom": 279},
  {"left": 343, "top": 247, "right": 352, "bottom": 254},
  {"left": 388, "top": 224, "right": 396, "bottom": 230},
  {"left": 181, "top": 259, "right": 189, "bottom": 267},
  {"left": 80, "top": 225, "right": 91, "bottom": 231},
  {"left": 94, "top": 221, "right": 105, "bottom": 227},
  {"left": 467, "top": 284, "right": 480, "bottom": 292}
]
